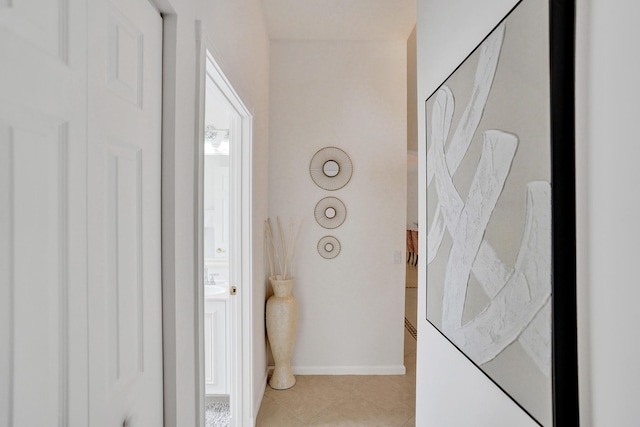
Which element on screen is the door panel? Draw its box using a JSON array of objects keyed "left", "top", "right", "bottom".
[
  {"left": 88, "top": 0, "right": 163, "bottom": 425},
  {"left": 0, "top": 0, "right": 68, "bottom": 61},
  {"left": 106, "top": 144, "right": 144, "bottom": 386},
  {"left": 0, "top": 0, "right": 88, "bottom": 425},
  {"left": 2, "top": 108, "right": 68, "bottom": 426}
]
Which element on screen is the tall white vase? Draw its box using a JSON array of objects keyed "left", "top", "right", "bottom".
[{"left": 266, "top": 276, "right": 298, "bottom": 389}]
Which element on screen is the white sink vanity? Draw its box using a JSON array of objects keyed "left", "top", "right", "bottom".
[{"left": 204, "top": 281, "right": 230, "bottom": 396}]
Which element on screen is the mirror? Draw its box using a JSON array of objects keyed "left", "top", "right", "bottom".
[
  {"left": 323, "top": 160, "right": 340, "bottom": 177},
  {"left": 324, "top": 243, "right": 334, "bottom": 252},
  {"left": 325, "top": 207, "right": 337, "bottom": 219}
]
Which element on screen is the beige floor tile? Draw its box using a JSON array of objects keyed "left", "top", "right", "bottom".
[
  {"left": 405, "top": 338, "right": 416, "bottom": 356},
  {"left": 307, "top": 396, "right": 412, "bottom": 427},
  {"left": 325, "top": 375, "right": 377, "bottom": 396},
  {"left": 255, "top": 395, "right": 306, "bottom": 427},
  {"left": 402, "top": 416, "right": 416, "bottom": 427},
  {"left": 264, "top": 375, "right": 349, "bottom": 422},
  {"left": 361, "top": 375, "right": 415, "bottom": 409},
  {"left": 405, "top": 264, "right": 418, "bottom": 288},
  {"left": 405, "top": 288, "right": 418, "bottom": 328}
]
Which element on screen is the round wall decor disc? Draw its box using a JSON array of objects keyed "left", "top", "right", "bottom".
[
  {"left": 318, "top": 236, "right": 341, "bottom": 259},
  {"left": 309, "top": 147, "right": 353, "bottom": 191},
  {"left": 314, "top": 197, "right": 347, "bottom": 229}
]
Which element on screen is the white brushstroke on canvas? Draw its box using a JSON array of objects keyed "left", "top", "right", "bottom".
[
  {"left": 427, "top": 21, "right": 551, "bottom": 376},
  {"left": 439, "top": 130, "right": 518, "bottom": 332},
  {"left": 519, "top": 298, "right": 552, "bottom": 375},
  {"left": 471, "top": 240, "right": 510, "bottom": 299},
  {"left": 448, "top": 182, "right": 551, "bottom": 366},
  {"left": 426, "top": 24, "right": 519, "bottom": 297},
  {"left": 427, "top": 23, "right": 505, "bottom": 262}
]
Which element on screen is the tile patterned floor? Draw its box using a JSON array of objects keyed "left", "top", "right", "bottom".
[{"left": 256, "top": 265, "right": 418, "bottom": 426}]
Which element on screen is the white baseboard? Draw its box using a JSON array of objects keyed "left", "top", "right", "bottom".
[
  {"left": 205, "top": 395, "right": 229, "bottom": 404},
  {"left": 266, "top": 365, "right": 407, "bottom": 375}
]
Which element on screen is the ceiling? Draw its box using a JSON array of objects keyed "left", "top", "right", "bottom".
[{"left": 262, "top": 0, "right": 416, "bottom": 41}]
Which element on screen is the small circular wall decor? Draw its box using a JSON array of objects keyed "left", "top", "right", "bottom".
[
  {"left": 309, "top": 147, "right": 353, "bottom": 191},
  {"left": 314, "top": 197, "right": 347, "bottom": 229},
  {"left": 317, "top": 236, "right": 341, "bottom": 259}
]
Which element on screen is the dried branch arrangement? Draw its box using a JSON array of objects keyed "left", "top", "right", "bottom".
[{"left": 265, "top": 217, "right": 303, "bottom": 280}]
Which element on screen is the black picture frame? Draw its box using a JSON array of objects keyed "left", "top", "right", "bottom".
[{"left": 423, "top": 0, "right": 578, "bottom": 425}]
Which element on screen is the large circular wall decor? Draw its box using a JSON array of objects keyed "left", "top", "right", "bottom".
[
  {"left": 309, "top": 147, "right": 353, "bottom": 191},
  {"left": 314, "top": 197, "right": 347, "bottom": 229},
  {"left": 317, "top": 236, "right": 341, "bottom": 259}
]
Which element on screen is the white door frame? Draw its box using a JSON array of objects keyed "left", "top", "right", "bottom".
[{"left": 195, "top": 22, "right": 254, "bottom": 427}]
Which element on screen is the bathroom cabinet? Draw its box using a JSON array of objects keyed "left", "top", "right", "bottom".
[{"left": 204, "top": 297, "right": 228, "bottom": 395}]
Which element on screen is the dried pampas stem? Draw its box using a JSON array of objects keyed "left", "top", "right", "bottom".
[
  {"left": 265, "top": 216, "right": 302, "bottom": 280},
  {"left": 264, "top": 222, "right": 275, "bottom": 278}
]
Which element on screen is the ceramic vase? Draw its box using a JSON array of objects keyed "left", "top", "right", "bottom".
[{"left": 266, "top": 276, "right": 298, "bottom": 389}]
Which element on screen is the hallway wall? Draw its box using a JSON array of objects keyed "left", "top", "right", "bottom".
[
  {"left": 416, "top": 0, "right": 640, "bottom": 425},
  {"left": 406, "top": 27, "right": 419, "bottom": 230},
  {"left": 269, "top": 40, "right": 407, "bottom": 373},
  {"left": 158, "top": 0, "right": 270, "bottom": 424},
  {"left": 579, "top": 0, "right": 640, "bottom": 424}
]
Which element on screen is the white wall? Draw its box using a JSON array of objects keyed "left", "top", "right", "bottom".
[
  {"left": 269, "top": 40, "right": 407, "bottom": 374},
  {"left": 407, "top": 152, "right": 419, "bottom": 230},
  {"left": 407, "top": 27, "right": 419, "bottom": 230},
  {"left": 580, "top": 0, "right": 640, "bottom": 425},
  {"left": 417, "top": 0, "right": 640, "bottom": 425},
  {"left": 407, "top": 26, "right": 418, "bottom": 154},
  {"left": 157, "top": 0, "right": 270, "bottom": 425}
]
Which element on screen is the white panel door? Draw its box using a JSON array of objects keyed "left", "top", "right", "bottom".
[
  {"left": 87, "top": 0, "right": 163, "bottom": 425},
  {"left": 0, "top": 1, "right": 89, "bottom": 426}
]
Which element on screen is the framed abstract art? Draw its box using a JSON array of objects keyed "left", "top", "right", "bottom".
[{"left": 424, "top": 0, "right": 578, "bottom": 425}]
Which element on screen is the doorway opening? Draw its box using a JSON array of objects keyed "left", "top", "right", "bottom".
[{"left": 196, "top": 35, "right": 254, "bottom": 427}]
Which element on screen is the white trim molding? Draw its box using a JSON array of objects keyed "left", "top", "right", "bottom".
[
  {"left": 287, "top": 365, "right": 407, "bottom": 376},
  {"left": 195, "top": 21, "right": 255, "bottom": 427}
]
